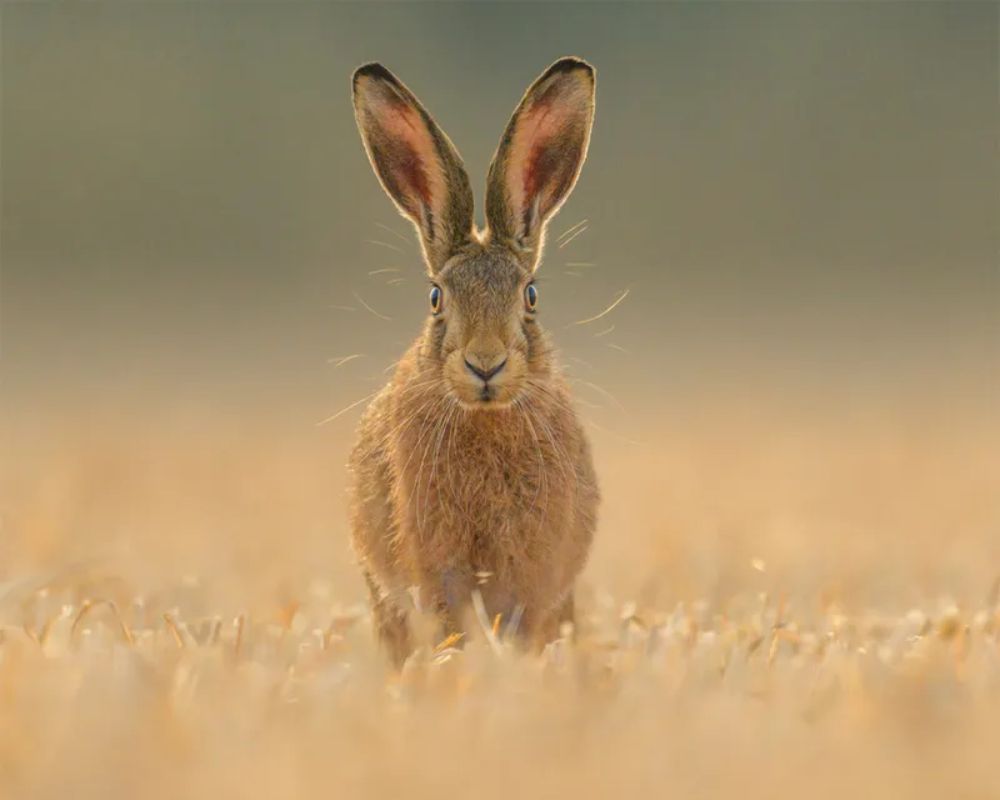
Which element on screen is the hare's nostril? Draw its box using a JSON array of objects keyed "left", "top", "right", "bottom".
[{"left": 465, "top": 357, "right": 507, "bottom": 382}]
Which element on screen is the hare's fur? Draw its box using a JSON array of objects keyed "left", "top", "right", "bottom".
[{"left": 348, "top": 59, "right": 599, "bottom": 664}]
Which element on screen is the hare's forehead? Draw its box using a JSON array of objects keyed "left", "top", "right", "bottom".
[{"left": 439, "top": 253, "right": 525, "bottom": 305}]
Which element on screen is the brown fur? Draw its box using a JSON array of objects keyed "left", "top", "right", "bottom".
[{"left": 348, "top": 58, "right": 599, "bottom": 665}]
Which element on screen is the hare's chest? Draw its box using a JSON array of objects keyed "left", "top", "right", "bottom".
[
  {"left": 394, "top": 417, "right": 569, "bottom": 547},
  {"left": 400, "top": 442, "right": 541, "bottom": 521}
]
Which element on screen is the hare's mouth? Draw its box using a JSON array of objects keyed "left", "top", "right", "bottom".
[
  {"left": 444, "top": 350, "right": 526, "bottom": 409},
  {"left": 479, "top": 384, "right": 498, "bottom": 403},
  {"left": 456, "top": 391, "right": 516, "bottom": 411},
  {"left": 451, "top": 379, "right": 521, "bottom": 411}
]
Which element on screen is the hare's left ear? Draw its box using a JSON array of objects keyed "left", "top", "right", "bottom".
[
  {"left": 485, "top": 58, "right": 595, "bottom": 270},
  {"left": 353, "top": 63, "right": 475, "bottom": 273}
]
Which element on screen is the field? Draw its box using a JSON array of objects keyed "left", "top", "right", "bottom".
[
  {"left": 1, "top": 398, "right": 997, "bottom": 799},
  {"left": 2, "top": 1, "right": 996, "bottom": 796}
]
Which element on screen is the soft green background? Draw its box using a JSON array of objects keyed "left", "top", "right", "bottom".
[
  {"left": 2, "top": 1, "right": 996, "bottom": 419},
  {"left": 0, "top": 1, "right": 998, "bottom": 606}
]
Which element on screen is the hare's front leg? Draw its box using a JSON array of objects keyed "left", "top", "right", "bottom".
[
  {"left": 415, "top": 566, "right": 473, "bottom": 641},
  {"left": 364, "top": 572, "right": 412, "bottom": 668}
]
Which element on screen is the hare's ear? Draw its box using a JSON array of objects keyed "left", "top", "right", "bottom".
[
  {"left": 485, "top": 58, "right": 595, "bottom": 270},
  {"left": 353, "top": 63, "right": 474, "bottom": 273}
]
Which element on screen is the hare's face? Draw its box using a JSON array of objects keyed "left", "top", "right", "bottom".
[
  {"left": 429, "top": 246, "right": 544, "bottom": 408},
  {"left": 353, "top": 58, "right": 595, "bottom": 405}
]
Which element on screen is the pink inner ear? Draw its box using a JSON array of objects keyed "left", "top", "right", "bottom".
[
  {"left": 390, "top": 136, "right": 431, "bottom": 210},
  {"left": 524, "top": 141, "right": 557, "bottom": 210},
  {"left": 364, "top": 82, "right": 445, "bottom": 214},
  {"left": 377, "top": 106, "right": 432, "bottom": 207},
  {"left": 507, "top": 83, "right": 580, "bottom": 223}
]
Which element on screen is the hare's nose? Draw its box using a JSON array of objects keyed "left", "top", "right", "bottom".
[{"left": 464, "top": 352, "right": 508, "bottom": 382}]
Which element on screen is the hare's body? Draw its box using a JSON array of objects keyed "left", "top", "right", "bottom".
[
  {"left": 347, "top": 58, "right": 599, "bottom": 663},
  {"left": 351, "top": 292, "right": 598, "bottom": 660}
]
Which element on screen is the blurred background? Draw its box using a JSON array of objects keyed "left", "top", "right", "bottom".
[{"left": 2, "top": 2, "right": 997, "bottom": 612}]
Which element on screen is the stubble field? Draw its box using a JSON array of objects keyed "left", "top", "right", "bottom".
[{"left": 1, "top": 397, "right": 997, "bottom": 799}]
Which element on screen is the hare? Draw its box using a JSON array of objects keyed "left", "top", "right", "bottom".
[{"left": 348, "top": 57, "right": 599, "bottom": 666}]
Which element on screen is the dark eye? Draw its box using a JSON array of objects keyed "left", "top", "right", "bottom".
[
  {"left": 429, "top": 285, "right": 443, "bottom": 314},
  {"left": 524, "top": 283, "right": 538, "bottom": 312}
]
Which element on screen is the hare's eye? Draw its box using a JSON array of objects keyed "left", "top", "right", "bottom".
[
  {"left": 524, "top": 283, "right": 538, "bottom": 312},
  {"left": 429, "top": 285, "right": 443, "bottom": 315}
]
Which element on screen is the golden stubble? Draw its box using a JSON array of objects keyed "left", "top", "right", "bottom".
[{"left": 1, "top": 390, "right": 997, "bottom": 798}]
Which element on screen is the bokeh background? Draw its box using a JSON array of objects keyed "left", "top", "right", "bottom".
[{"left": 2, "top": 2, "right": 997, "bottom": 613}]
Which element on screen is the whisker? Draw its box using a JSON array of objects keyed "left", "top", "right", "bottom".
[
  {"left": 515, "top": 398, "right": 548, "bottom": 524},
  {"left": 570, "top": 288, "right": 630, "bottom": 327},
  {"left": 565, "top": 261, "right": 596, "bottom": 268},
  {"left": 367, "top": 268, "right": 400, "bottom": 276},
  {"left": 605, "top": 343, "right": 630, "bottom": 354},
  {"left": 383, "top": 360, "right": 401, "bottom": 374},
  {"left": 558, "top": 225, "right": 589, "bottom": 249},
  {"left": 327, "top": 354, "right": 366, "bottom": 367},
  {"left": 525, "top": 402, "right": 571, "bottom": 485},
  {"left": 564, "top": 271, "right": 583, "bottom": 278},
  {"left": 381, "top": 385, "right": 436, "bottom": 427},
  {"left": 398, "top": 393, "right": 448, "bottom": 482},
  {"left": 376, "top": 389, "right": 441, "bottom": 449},
  {"left": 445, "top": 402, "right": 463, "bottom": 508},
  {"left": 316, "top": 391, "right": 378, "bottom": 426},
  {"left": 375, "top": 222, "right": 412, "bottom": 245},
  {"left": 386, "top": 278, "right": 407, "bottom": 286},
  {"left": 422, "top": 400, "right": 456, "bottom": 531},
  {"left": 566, "top": 356, "right": 595, "bottom": 371},
  {"left": 557, "top": 219, "right": 589, "bottom": 243},
  {"left": 365, "top": 239, "right": 405, "bottom": 255},
  {"left": 525, "top": 379, "right": 583, "bottom": 420},
  {"left": 572, "top": 395, "right": 603, "bottom": 411},
  {"left": 420, "top": 403, "right": 448, "bottom": 528},
  {"left": 594, "top": 324, "right": 615, "bottom": 338},
  {"left": 353, "top": 291, "right": 393, "bottom": 321},
  {"left": 572, "top": 378, "right": 626, "bottom": 413},
  {"left": 409, "top": 397, "right": 451, "bottom": 528},
  {"left": 329, "top": 305, "right": 357, "bottom": 313}
]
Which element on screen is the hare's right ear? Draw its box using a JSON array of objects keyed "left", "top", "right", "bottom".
[
  {"left": 485, "top": 58, "right": 596, "bottom": 270},
  {"left": 353, "top": 64, "right": 474, "bottom": 273}
]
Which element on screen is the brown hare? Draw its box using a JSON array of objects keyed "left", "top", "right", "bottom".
[{"left": 348, "top": 57, "right": 599, "bottom": 666}]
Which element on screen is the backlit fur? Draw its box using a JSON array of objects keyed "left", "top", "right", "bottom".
[{"left": 348, "top": 58, "right": 599, "bottom": 665}]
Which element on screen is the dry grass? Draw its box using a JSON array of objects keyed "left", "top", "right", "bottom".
[
  {"left": 1, "top": 398, "right": 998, "bottom": 798},
  {"left": 1, "top": 574, "right": 998, "bottom": 799}
]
